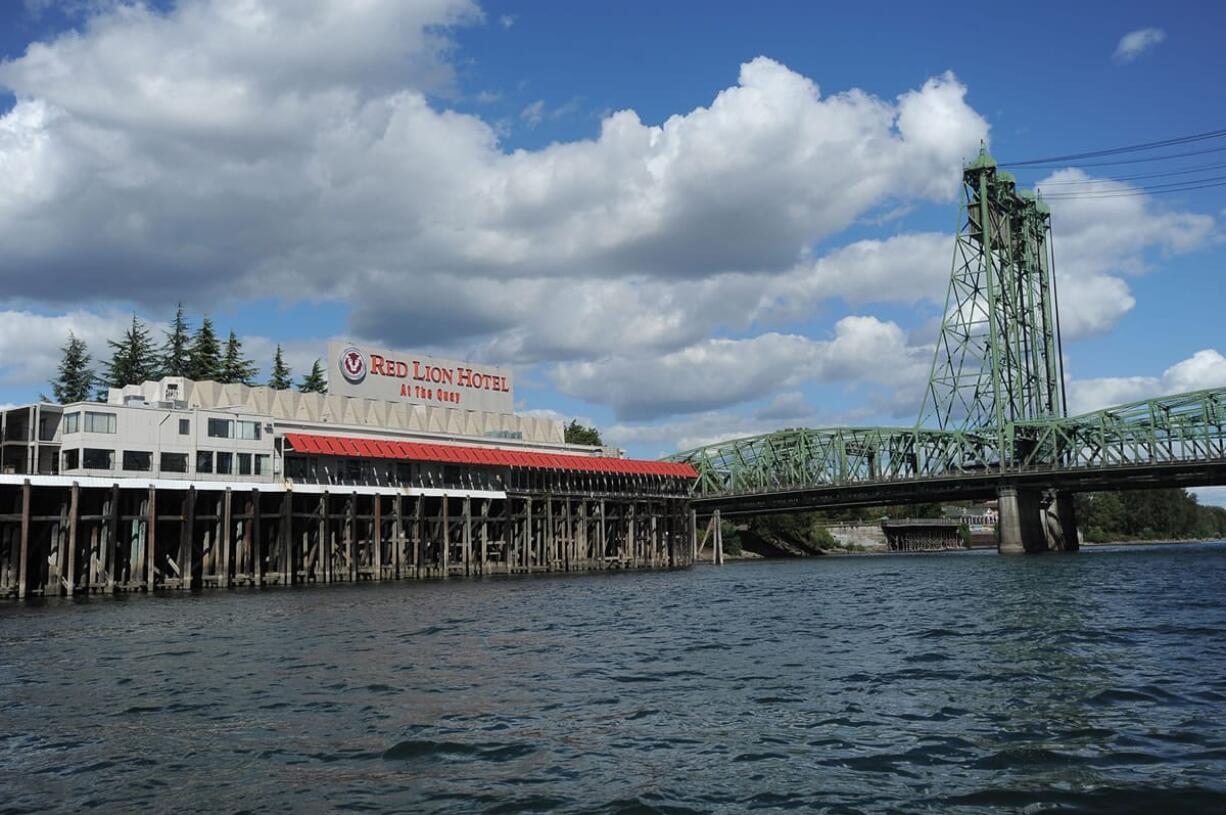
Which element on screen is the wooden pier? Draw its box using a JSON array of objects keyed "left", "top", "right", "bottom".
[{"left": 0, "top": 480, "right": 696, "bottom": 599}]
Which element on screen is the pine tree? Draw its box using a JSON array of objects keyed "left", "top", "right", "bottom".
[
  {"left": 50, "top": 332, "right": 95, "bottom": 404},
  {"left": 269, "top": 345, "right": 293, "bottom": 389},
  {"left": 159, "top": 302, "right": 192, "bottom": 377},
  {"left": 187, "top": 316, "right": 222, "bottom": 381},
  {"left": 219, "top": 330, "right": 258, "bottom": 385},
  {"left": 103, "top": 314, "right": 157, "bottom": 390},
  {"left": 298, "top": 359, "right": 327, "bottom": 393},
  {"left": 564, "top": 419, "right": 603, "bottom": 446}
]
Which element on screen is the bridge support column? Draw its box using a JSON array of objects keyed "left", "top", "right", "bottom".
[
  {"left": 997, "top": 486, "right": 1047, "bottom": 555},
  {"left": 1043, "top": 492, "right": 1079, "bottom": 552}
]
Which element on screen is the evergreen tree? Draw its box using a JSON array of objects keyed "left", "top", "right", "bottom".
[
  {"left": 298, "top": 359, "right": 327, "bottom": 393},
  {"left": 50, "top": 332, "right": 95, "bottom": 403},
  {"left": 102, "top": 314, "right": 158, "bottom": 390},
  {"left": 564, "top": 419, "right": 603, "bottom": 446},
  {"left": 187, "top": 316, "right": 222, "bottom": 381},
  {"left": 159, "top": 302, "right": 192, "bottom": 377},
  {"left": 268, "top": 345, "right": 293, "bottom": 389},
  {"left": 219, "top": 330, "right": 258, "bottom": 385}
]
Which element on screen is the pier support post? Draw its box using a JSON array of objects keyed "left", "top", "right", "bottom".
[
  {"left": 373, "top": 493, "right": 383, "bottom": 581},
  {"left": 145, "top": 486, "right": 156, "bottom": 592},
  {"left": 17, "top": 480, "right": 30, "bottom": 599},
  {"left": 997, "top": 486, "right": 1047, "bottom": 554},
  {"left": 220, "top": 489, "right": 232, "bottom": 588},
  {"left": 1044, "top": 492, "right": 1080, "bottom": 552},
  {"left": 67, "top": 483, "right": 79, "bottom": 597}
]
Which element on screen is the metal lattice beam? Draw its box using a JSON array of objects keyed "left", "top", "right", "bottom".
[{"left": 663, "top": 147, "right": 1226, "bottom": 504}]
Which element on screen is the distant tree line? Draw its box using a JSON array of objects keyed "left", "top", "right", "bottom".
[
  {"left": 1076, "top": 489, "right": 1226, "bottom": 543},
  {"left": 48, "top": 304, "right": 330, "bottom": 403}
]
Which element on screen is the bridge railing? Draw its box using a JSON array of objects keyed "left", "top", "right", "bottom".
[{"left": 667, "top": 387, "right": 1226, "bottom": 500}]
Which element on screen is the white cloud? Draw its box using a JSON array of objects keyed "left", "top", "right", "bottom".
[
  {"left": 1114, "top": 28, "right": 1166, "bottom": 63},
  {"left": 1190, "top": 487, "right": 1226, "bottom": 509},
  {"left": 551, "top": 315, "right": 931, "bottom": 420},
  {"left": 499, "top": 14, "right": 516, "bottom": 29},
  {"left": 1040, "top": 169, "right": 1215, "bottom": 338},
  {"left": 0, "top": 2, "right": 1215, "bottom": 429},
  {"left": 754, "top": 391, "right": 813, "bottom": 421},
  {"left": 0, "top": 310, "right": 143, "bottom": 387},
  {"left": 0, "top": 1, "right": 989, "bottom": 352},
  {"left": 519, "top": 99, "right": 545, "bottom": 127},
  {"left": 1067, "top": 349, "right": 1226, "bottom": 414},
  {"left": 0, "top": 308, "right": 328, "bottom": 390}
]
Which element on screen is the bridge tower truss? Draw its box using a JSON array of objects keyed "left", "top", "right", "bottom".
[{"left": 919, "top": 146, "right": 1067, "bottom": 451}]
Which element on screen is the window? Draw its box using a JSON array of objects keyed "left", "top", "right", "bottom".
[
  {"left": 237, "top": 453, "right": 252, "bottom": 476},
  {"left": 207, "top": 418, "right": 234, "bottom": 438},
  {"left": 216, "top": 452, "right": 233, "bottom": 475},
  {"left": 160, "top": 452, "right": 188, "bottom": 473},
  {"left": 285, "top": 456, "right": 306, "bottom": 480},
  {"left": 343, "top": 459, "right": 371, "bottom": 483},
  {"left": 83, "top": 448, "right": 114, "bottom": 469},
  {"left": 196, "top": 450, "right": 214, "bottom": 473},
  {"left": 395, "top": 461, "right": 412, "bottom": 484},
  {"left": 63, "top": 449, "right": 79, "bottom": 470},
  {"left": 237, "top": 420, "right": 261, "bottom": 440},
  {"left": 63, "top": 413, "right": 80, "bottom": 434},
  {"left": 84, "top": 411, "right": 117, "bottom": 434},
  {"left": 255, "top": 454, "right": 271, "bottom": 476},
  {"left": 178, "top": 419, "right": 190, "bottom": 435},
  {"left": 123, "top": 450, "right": 152, "bottom": 471}
]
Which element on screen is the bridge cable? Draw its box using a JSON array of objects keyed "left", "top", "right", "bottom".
[{"left": 999, "top": 127, "right": 1226, "bottom": 167}]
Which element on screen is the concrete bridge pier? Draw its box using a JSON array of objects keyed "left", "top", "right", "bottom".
[
  {"left": 1043, "top": 492, "right": 1080, "bottom": 552},
  {"left": 998, "top": 487, "right": 1079, "bottom": 554}
]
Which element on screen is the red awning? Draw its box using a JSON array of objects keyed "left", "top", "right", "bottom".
[{"left": 282, "top": 432, "right": 697, "bottom": 478}]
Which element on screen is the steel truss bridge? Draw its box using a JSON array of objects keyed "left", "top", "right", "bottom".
[{"left": 666, "top": 148, "right": 1226, "bottom": 553}]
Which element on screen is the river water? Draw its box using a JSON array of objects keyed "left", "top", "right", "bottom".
[{"left": 3, "top": 542, "right": 1226, "bottom": 814}]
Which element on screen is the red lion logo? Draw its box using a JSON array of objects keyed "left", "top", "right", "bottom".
[{"left": 338, "top": 346, "right": 367, "bottom": 384}]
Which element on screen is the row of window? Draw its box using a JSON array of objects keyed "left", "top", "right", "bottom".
[
  {"left": 62, "top": 448, "right": 270, "bottom": 476},
  {"left": 207, "top": 418, "right": 261, "bottom": 440},
  {"left": 62, "top": 411, "right": 118, "bottom": 435},
  {"left": 62, "top": 413, "right": 260, "bottom": 440}
]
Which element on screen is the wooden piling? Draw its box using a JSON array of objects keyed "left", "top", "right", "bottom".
[{"left": 16, "top": 480, "right": 30, "bottom": 599}]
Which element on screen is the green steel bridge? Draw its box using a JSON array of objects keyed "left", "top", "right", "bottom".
[{"left": 666, "top": 148, "right": 1226, "bottom": 553}]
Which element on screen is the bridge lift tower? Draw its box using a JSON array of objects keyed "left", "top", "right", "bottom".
[
  {"left": 672, "top": 145, "right": 1226, "bottom": 554},
  {"left": 921, "top": 145, "right": 1076, "bottom": 553}
]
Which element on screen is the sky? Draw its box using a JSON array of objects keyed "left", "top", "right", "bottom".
[{"left": 1, "top": 0, "right": 1225, "bottom": 496}]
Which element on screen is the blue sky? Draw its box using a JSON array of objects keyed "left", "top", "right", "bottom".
[{"left": 0, "top": 1, "right": 1224, "bottom": 479}]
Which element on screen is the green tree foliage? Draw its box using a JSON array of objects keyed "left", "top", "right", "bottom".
[
  {"left": 298, "top": 359, "right": 327, "bottom": 393},
  {"left": 102, "top": 314, "right": 158, "bottom": 391},
  {"left": 564, "top": 420, "right": 603, "bottom": 446},
  {"left": 159, "top": 303, "right": 192, "bottom": 377},
  {"left": 219, "top": 330, "right": 258, "bottom": 385},
  {"left": 187, "top": 317, "right": 222, "bottom": 382},
  {"left": 1075, "top": 489, "right": 1226, "bottom": 542},
  {"left": 268, "top": 345, "right": 293, "bottom": 390},
  {"left": 50, "top": 332, "right": 95, "bottom": 404},
  {"left": 738, "top": 512, "right": 837, "bottom": 557}
]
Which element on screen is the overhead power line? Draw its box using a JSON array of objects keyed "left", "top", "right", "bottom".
[
  {"left": 1036, "top": 160, "right": 1226, "bottom": 186},
  {"left": 1040, "top": 176, "right": 1226, "bottom": 200},
  {"left": 1000, "top": 127, "right": 1226, "bottom": 168},
  {"left": 1010, "top": 144, "right": 1226, "bottom": 171}
]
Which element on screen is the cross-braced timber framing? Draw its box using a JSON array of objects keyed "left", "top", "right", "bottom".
[{"left": 0, "top": 481, "right": 695, "bottom": 599}]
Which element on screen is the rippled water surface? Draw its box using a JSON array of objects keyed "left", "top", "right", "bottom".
[{"left": 3, "top": 543, "right": 1226, "bottom": 814}]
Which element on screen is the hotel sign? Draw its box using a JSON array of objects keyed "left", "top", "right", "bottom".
[{"left": 327, "top": 341, "right": 515, "bottom": 414}]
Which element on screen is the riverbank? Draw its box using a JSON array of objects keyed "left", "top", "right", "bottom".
[{"left": 1083, "top": 537, "right": 1223, "bottom": 547}]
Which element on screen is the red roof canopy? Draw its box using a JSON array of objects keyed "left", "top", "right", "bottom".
[{"left": 281, "top": 432, "right": 697, "bottom": 478}]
